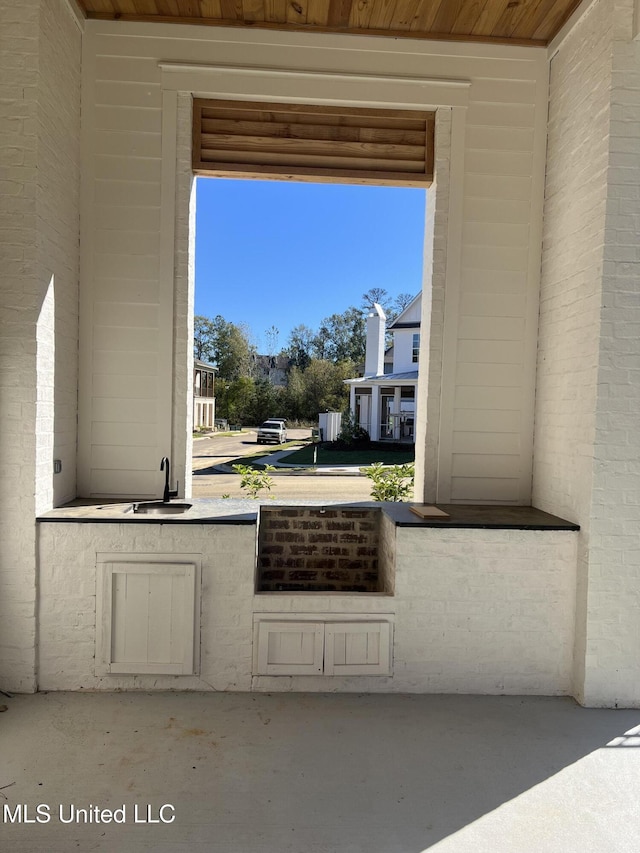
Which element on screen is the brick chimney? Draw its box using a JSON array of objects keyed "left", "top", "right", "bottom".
[{"left": 364, "top": 303, "right": 386, "bottom": 377}]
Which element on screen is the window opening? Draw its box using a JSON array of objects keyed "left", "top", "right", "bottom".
[{"left": 190, "top": 99, "right": 434, "bottom": 498}]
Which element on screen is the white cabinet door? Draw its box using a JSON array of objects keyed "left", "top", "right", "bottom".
[
  {"left": 254, "top": 617, "right": 393, "bottom": 676},
  {"left": 324, "top": 622, "right": 392, "bottom": 675},
  {"left": 256, "top": 621, "right": 324, "bottom": 675},
  {"left": 97, "top": 560, "right": 198, "bottom": 676}
]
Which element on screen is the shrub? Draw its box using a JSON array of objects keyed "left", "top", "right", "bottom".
[
  {"left": 337, "top": 409, "right": 370, "bottom": 445},
  {"left": 232, "top": 464, "right": 275, "bottom": 499},
  {"left": 365, "top": 462, "right": 415, "bottom": 502}
]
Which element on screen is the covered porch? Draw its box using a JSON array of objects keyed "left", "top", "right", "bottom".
[{"left": 347, "top": 374, "right": 418, "bottom": 443}]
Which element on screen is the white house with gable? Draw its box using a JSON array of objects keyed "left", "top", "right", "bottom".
[{"left": 345, "top": 297, "right": 421, "bottom": 442}]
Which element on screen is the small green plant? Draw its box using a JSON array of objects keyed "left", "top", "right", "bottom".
[
  {"left": 337, "top": 409, "right": 369, "bottom": 445},
  {"left": 221, "top": 493, "right": 231, "bottom": 499},
  {"left": 365, "top": 462, "right": 415, "bottom": 502},
  {"left": 232, "top": 463, "right": 275, "bottom": 499}
]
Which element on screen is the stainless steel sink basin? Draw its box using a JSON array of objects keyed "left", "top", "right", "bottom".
[{"left": 130, "top": 501, "right": 193, "bottom": 515}]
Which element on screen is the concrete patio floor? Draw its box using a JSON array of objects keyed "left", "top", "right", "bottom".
[{"left": 1, "top": 692, "right": 639, "bottom": 853}]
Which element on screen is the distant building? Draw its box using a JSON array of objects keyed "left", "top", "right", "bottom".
[
  {"left": 193, "top": 360, "right": 217, "bottom": 429},
  {"left": 252, "top": 353, "right": 292, "bottom": 387},
  {"left": 345, "top": 297, "right": 420, "bottom": 442}
]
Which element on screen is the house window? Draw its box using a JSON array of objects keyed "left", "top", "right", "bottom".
[
  {"left": 412, "top": 333, "right": 420, "bottom": 363},
  {"left": 187, "top": 97, "right": 434, "bottom": 492},
  {"left": 194, "top": 368, "right": 215, "bottom": 398}
]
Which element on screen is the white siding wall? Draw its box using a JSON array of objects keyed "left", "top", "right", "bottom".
[
  {"left": 390, "top": 296, "right": 422, "bottom": 373},
  {"left": 535, "top": 0, "right": 640, "bottom": 707},
  {"left": 0, "top": 0, "right": 81, "bottom": 692},
  {"left": 445, "top": 68, "right": 548, "bottom": 503},
  {"left": 79, "top": 22, "right": 548, "bottom": 504},
  {"left": 392, "top": 329, "right": 419, "bottom": 373},
  {"left": 78, "top": 28, "right": 167, "bottom": 498}
]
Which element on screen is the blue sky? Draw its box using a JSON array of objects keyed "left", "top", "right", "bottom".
[{"left": 194, "top": 177, "right": 426, "bottom": 353}]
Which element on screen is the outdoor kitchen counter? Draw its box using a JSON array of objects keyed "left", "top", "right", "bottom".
[
  {"left": 384, "top": 503, "right": 579, "bottom": 530},
  {"left": 36, "top": 500, "right": 579, "bottom": 693},
  {"left": 37, "top": 499, "right": 579, "bottom": 530},
  {"left": 37, "top": 497, "right": 258, "bottom": 524}
]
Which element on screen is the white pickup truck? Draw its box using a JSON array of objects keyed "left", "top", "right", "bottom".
[{"left": 256, "top": 419, "right": 288, "bottom": 445}]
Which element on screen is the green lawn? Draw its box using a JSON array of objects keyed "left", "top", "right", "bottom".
[
  {"left": 282, "top": 443, "right": 415, "bottom": 467},
  {"left": 223, "top": 440, "right": 415, "bottom": 470}
]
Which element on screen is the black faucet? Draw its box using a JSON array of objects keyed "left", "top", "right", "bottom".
[{"left": 160, "top": 456, "right": 178, "bottom": 503}]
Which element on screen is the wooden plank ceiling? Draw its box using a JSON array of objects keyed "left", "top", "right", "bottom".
[{"left": 76, "top": 0, "right": 583, "bottom": 47}]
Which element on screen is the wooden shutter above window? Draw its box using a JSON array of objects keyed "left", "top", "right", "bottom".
[{"left": 192, "top": 98, "right": 434, "bottom": 187}]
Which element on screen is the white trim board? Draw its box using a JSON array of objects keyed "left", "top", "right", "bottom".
[{"left": 159, "top": 61, "right": 471, "bottom": 109}]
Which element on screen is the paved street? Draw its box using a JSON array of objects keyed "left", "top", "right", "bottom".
[{"left": 191, "top": 428, "right": 373, "bottom": 500}]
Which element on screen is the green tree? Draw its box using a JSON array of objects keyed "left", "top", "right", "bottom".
[
  {"left": 194, "top": 314, "right": 254, "bottom": 380},
  {"left": 283, "top": 365, "right": 306, "bottom": 420},
  {"left": 193, "top": 315, "right": 217, "bottom": 362},
  {"left": 217, "top": 376, "right": 255, "bottom": 422},
  {"left": 217, "top": 318, "right": 254, "bottom": 380},
  {"left": 286, "top": 324, "right": 315, "bottom": 370},
  {"left": 314, "top": 307, "right": 365, "bottom": 364},
  {"left": 248, "top": 379, "right": 282, "bottom": 425},
  {"left": 301, "top": 359, "right": 354, "bottom": 419}
]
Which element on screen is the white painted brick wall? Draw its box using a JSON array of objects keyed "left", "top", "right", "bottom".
[
  {"left": 392, "top": 528, "right": 577, "bottom": 694},
  {"left": 533, "top": 0, "right": 611, "bottom": 519},
  {"left": 535, "top": 0, "right": 640, "bottom": 707},
  {"left": 533, "top": 0, "right": 614, "bottom": 704},
  {"left": 0, "top": 0, "right": 81, "bottom": 692},
  {"left": 587, "top": 0, "right": 640, "bottom": 707},
  {"left": 38, "top": 519, "right": 577, "bottom": 695},
  {"left": 37, "top": 522, "right": 257, "bottom": 691},
  {"left": 38, "top": 0, "right": 81, "bottom": 510}
]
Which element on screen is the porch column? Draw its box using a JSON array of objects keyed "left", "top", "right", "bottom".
[
  {"left": 533, "top": 0, "right": 640, "bottom": 707},
  {"left": 369, "top": 388, "right": 380, "bottom": 441}
]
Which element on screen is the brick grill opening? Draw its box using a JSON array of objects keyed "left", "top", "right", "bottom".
[{"left": 256, "top": 507, "right": 382, "bottom": 592}]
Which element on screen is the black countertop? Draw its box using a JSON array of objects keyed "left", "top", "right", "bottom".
[
  {"left": 384, "top": 503, "right": 579, "bottom": 530},
  {"left": 37, "top": 499, "right": 579, "bottom": 530}
]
